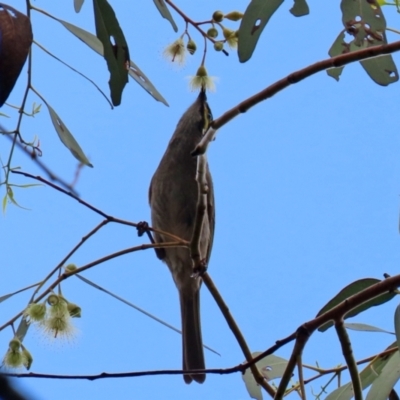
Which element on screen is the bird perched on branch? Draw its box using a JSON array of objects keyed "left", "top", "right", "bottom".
[{"left": 149, "top": 89, "right": 215, "bottom": 384}]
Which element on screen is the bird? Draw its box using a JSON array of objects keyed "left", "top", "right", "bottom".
[{"left": 149, "top": 89, "right": 215, "bottom": 384}]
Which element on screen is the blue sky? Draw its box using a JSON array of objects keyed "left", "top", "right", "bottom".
[{"left": 2, "top": 1, "right": 400, "bottom": 399}]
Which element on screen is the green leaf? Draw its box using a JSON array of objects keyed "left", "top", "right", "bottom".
[
  {"left": 338, "top": 0, "right": 398, "bottom": 86},
  {"left": 15, "top": 317, "right": 30, "bottom": 342},
  {"left": 366, "top": 351, "right": 400, "bottom": 400},
  {"left": 289, "top": 0, "right": 309, "bottom": 17},
  {"left": 45, "top": 102, "right": 93, "bottom": 167},
  {"left": 128, "top": 61, "right": 168, "bottom": 106},
  {"left": 74, "top": 0, "right": 84, "bottom": 13},
  {"left": 325, "top": 342, "right": 398, "bottom": 400},
  {"left": 152, "top": 0, "right": 178, "bottom": 32},
  {"left": 317, "top": 278, "right": 396, "bottom": 332},
  {"left": 354, "top": 41, "right": 398, "bottom": 87},
  {"left": 394, "top": 304, "right": 400, "bottom": 350},
  {"left": 49, "top": 16, "right": 167, "bottom": 105},
  {"left": 242, "top": 353, "right": 288, "bottom": 400},
  {"left": 238, "top": 0, "right": 284, "bottom": 63},
  {"left": 327, "top": 30, "right": 346, "bottom": 81},
  {"left": 93, "top": 0, "right": 129, "bottom": 106},
  {"left": 344, "top": 322, "right": 394, "bottom": 334},
  {"left": 0, "top": 282, "right": 41, "bottom": 303}
]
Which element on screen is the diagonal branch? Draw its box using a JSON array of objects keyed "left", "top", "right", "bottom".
[{"left": 192, "top": 39, "right": 400, "bottom": 156}]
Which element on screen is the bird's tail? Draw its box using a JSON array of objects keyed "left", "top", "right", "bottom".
[{"left": 179, "top": 288, "right": 205, "bottom": 384}]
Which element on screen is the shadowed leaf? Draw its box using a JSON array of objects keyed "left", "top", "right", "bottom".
[
  {"left": 290, "top": 0, "right": 309, "bottom": 16},
  {"left": 238, "top": 0, "right": 284, "bottom": 63},
  {"left": 74, "top": 0, "right": 84, "bottom": 13},
  {"left": 325, "top": 342, "right": 398, "bottom": 400},
  {"left": 43, "top": 14, "right": 167, "bottom": 105},
  {"left": 366, "top": 351, "right": 400, "bottom": 400},
  {"left": 317, "top": 278, "right": 396, "bottom": 332},
  {"left": 344, "top": 322, "right": 394, "bottom": 334},
  {"left": 93, "top": 0, "right": 129, "bottom": 106},
  {"left": 44, "top": 101, "right": 93, "bottom": 167},
  {"left": 152, "top": 0, "right": 178, "bottom": 32},
  {"left": 0, "top": 4, "right": 32, "bottom": 106}
]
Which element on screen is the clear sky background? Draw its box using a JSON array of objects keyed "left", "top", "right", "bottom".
[{"left": 2, "top": 1, "right": 400, "bottom": 399}]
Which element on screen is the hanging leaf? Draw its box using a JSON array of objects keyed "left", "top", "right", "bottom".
[
  {"left": 44, "top": 101, "right": 93, "bottom": 167},
  {"left": 333, "top": 0, "right": 399, "bottom": 86},
  {"left": 242, "top": 353, "right": 288, "bottom": 400},
  {"left": 74, "top": 0, "right": 84, "bottom": 13},
  {"left": 289, "top": 0, "right": 309, "bottom": 17},
  {"left": 0, "top": 4, "right": 33, "bottom": 106},
  {"left": 152, "top": 0, "right": 178, "bottom": 32},
  {"left": 366, "top": 351, "right": 400, "bottom": 400},
  {"left": 317, "top": 278, "right": 396, "bottom": 332},
  {"left": 41, "top": 13, "right": 167, "bottom": 105},
  {"left": 325, "top": 342, "right": 398, "bottom": 400},
  {"left": 15, "top": 317, "right": 30, "bottom": 342},
  {"left": 344, "top": 322, "right": 394, "bottom": 334},
  {"left": 327, "top": 30, "right": 346, "bottom": 81},
  {"left": 238, "top": 0, "right": 284, "bottom": 63},
  {"left": 93, "top": 0, "right": 129, "bottom": 106}
]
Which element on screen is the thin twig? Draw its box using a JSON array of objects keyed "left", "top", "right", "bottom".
[{"left": 192, "top": 39, "right": 400, "bottom": 156}]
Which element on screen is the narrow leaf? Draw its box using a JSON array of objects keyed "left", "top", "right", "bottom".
[
  {"left": 344, "top": 322, "right": 394, "bottom": 334},
  {"left": 75, "top": 274, "right": 219, "bottom": 355},
  {"left": 394, "top": 304, "right": 400, "bottom": 350},
  {"left": 242, "top": 353, "right": 288, "bottom": 400},
  {"left": 45, "top": 102, "right": 93, "bottom": 167},
  {"left": 325, "top": 342, "right": 398, "bottom": 400},
  {"left": 93, "top": 0, "right": 129, "bottom": 106},
  {"left": 238, "top": 0, "right": 284, "bottom": 63},
  {"left": 289, "top": 0, "right": 309, "bottom": 17},
  {"left": 366, "top": 351, "right": 400, "bottom": 400},
  {"left": 128, "top": 61, "right": 168, "bottom": 106},
  {"left": 15, "top": 317, "right": 30, "bottom": 342},
  {"left": 0, "top": 4, "right": 33, "bottom": 106},
  {"left": 74, "top": 0, "right": 84, "bottom": 13},
  {"left": 49, "top": 16, "right": 167, "bottom": 104},
  {"left": 327, "top": 30, "right": 346, "bottom": 81},
  {"left": 317, "top": 278, "right": 396, "bottom": 332},
  {"left": 152, "top": 0, "right": 178, "bottom": 32},
  {"left": 0, "top": 282, "right": 41, "bottom": 303}
]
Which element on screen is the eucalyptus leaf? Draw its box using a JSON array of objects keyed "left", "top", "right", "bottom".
[
  {"left": 325, "top": 342, "right": 398, "bottom": 400},
  {"left": 93, "top": 0, "right": 129, "bottom": 106},
  {"left": 366, "top": 351, "right": 400, "bottom": 400},
  {"left": 394, "top": 304, "right": 400, "bottom": 350},
  {"left": 15, "top": 317, "right": 30, "bottom": 342},
  {"left": 344, "top": 322, "right": 394, "bottom": 334},
  {"left": 74, "top": 0, "right": 84, "bottom": 13},
  {"left": 290, "top": 0, "right": 309, "bottom": 17},
  {"left": 45, "top": 102, "right": 93, "bottom": 167},
  {"left": 152, "top": 0, "right": 178, "bottom": 32},
  {"left": 238, "top": 0, "right": 284, "bottom": 63},
  {"left": 242, "top": 352, "right": 288, "bottom": 400},
  {"left": 327, "top": 30, "right": 346, "bottom": 81},
  {"left": 317, "top": 278, "right": 396, "bottom": 332},
  {"left": 53, "top": 17, "right": 167, "bottom": 104}
]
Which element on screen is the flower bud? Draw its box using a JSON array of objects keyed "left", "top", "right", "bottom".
[
  {"left": 67, "top": 302, "right": 82, "bottom": 318},
  {"left": 65, "top": 264, "right": 77, "bottom": 274},
  {"left": 212, "top": 10, "right": 224, "bottom": 22},
  {"left": 214, "top": 42, "right": 224, "bottom": 52},
  {"left": 24, "top": 303, "right": 46, "bottom": 322},
  {"left": 21, "top": 346, "right": 33, "bottom": 370},
  {"left": 186, "top": 39, "right": 197, "bottom": 55},
  {"left": 224, "top": 11, "right": 244, "bottom": 21},
  {"left": 207, "top": 27, "right": 218, "bottom": 38}
]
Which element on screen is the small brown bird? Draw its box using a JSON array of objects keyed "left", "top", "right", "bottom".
[{"left": 149, "top": 90, "right": 215, "bottom": 384}]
